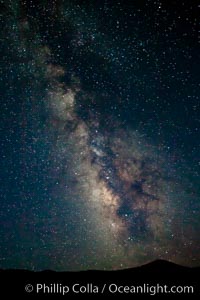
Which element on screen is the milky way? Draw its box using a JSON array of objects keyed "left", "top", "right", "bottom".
[
  {"left": 0, "top": 1, "right": 200, "bottom": 270},
  {"left": 42, "top": 60, "right": 199, "bottom": 269}
]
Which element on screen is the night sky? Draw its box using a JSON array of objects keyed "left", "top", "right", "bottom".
[{"left": 0, "top": 0, "right": 200, "bottom": 271}]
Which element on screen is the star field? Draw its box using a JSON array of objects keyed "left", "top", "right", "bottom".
[{"left": 0, "top": 0, "right": 200, "bottom": 271}]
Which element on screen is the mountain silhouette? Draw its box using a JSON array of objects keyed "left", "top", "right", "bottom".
[{"left": 0, "top": 259, "right": 199, "bottom": 273}]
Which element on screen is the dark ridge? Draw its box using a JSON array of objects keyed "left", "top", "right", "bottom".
[
  {"left": 0, "top": 260, "right": 199, "bottom": 273},
  {"left": 135, "top": 259, "right": 196, "bottom": 272}
]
